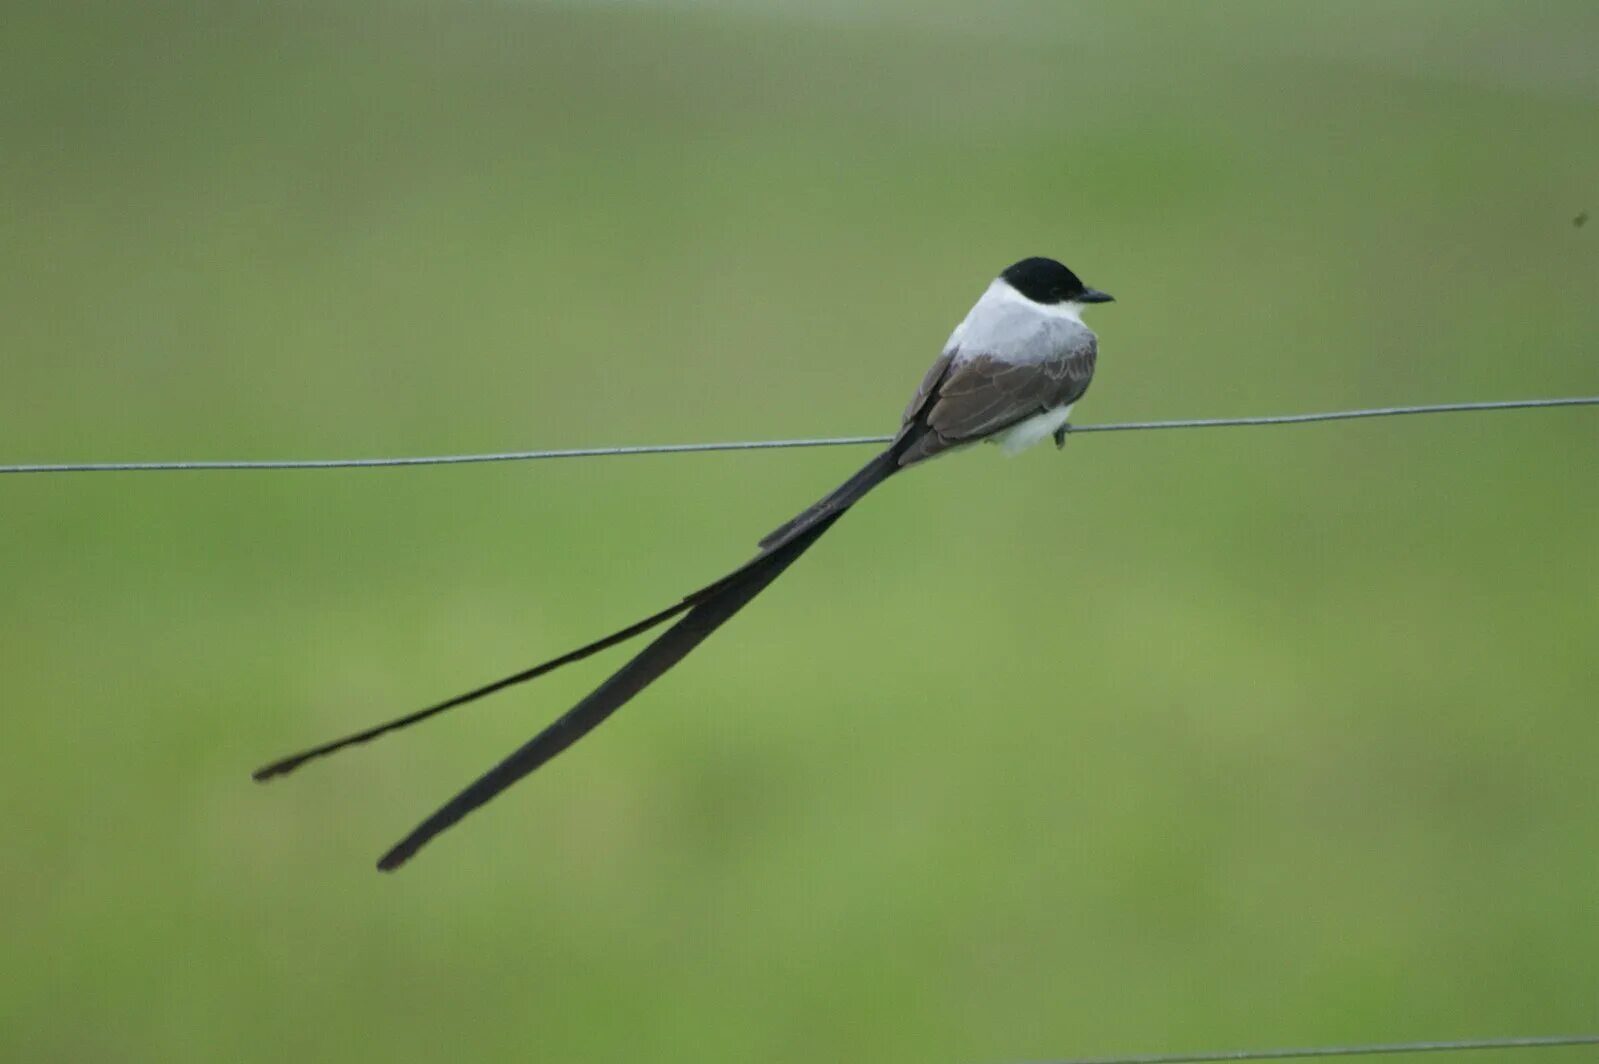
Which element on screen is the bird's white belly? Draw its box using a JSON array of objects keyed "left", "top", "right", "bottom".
[{"left": 993, "top": 404, "right": 1073, "bottom": 455}]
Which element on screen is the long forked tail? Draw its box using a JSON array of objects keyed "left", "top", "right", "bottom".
[
  {"left": 376, "top": 450, "right": 902, "bottom": 870},
  {"left": 253, "top": 448, "right": 900, "bottom": 786}
]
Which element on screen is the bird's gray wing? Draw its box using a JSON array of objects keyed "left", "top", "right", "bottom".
[
  {"left": 901, "top": 347, "right": 958, "bottom": 425},
  {"left": 897, "top": 333, "right": 1096, "bottom": 466}
]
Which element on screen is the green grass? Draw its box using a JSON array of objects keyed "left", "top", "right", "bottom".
[{"left": 2, "top": 2, "right": 1597, "bottom": 1061}]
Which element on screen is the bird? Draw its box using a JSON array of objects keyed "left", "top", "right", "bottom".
[{"left": 254, "top": 256, "right": 1113, "bottom": 870}]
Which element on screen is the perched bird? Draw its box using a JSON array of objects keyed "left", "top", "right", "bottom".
[{"left": 255, "top": 256, "right": 1113, "bottom": 870}]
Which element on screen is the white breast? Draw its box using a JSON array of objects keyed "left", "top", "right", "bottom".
[{"left": 992, "top": 403, "right": 1074, "bottom": 455}]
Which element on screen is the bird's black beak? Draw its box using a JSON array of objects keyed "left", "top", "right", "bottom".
[{"left": 1079, "top": 288, "right": 1114, "bottom": 304}]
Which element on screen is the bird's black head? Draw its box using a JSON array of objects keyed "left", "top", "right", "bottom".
[{"left": 1000, "top": 256, "right": 1113, "bottom": 306}]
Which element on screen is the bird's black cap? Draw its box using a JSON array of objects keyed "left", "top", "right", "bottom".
[{"left": 1001, "top": 256, "right": 1113, "bottom": 305}]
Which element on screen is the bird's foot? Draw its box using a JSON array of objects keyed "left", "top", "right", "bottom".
[{"left": 1053, "top": 424, "right": 1071, "bottom": 450}]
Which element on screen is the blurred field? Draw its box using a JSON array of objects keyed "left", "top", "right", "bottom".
[{"left": 2, "top": 2, "right": 1597, "bottom": 1061}]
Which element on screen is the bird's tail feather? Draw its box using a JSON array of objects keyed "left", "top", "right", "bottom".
[
  {"left": 250, "top": 597, "right": 694, "bottom": 781},
  {"left": 377, "top": 510, "right": 844, "bottom": 870},
  {"left": 252, "top": 548, "right": 784, "bottom": 783},
  {"left": 252, "top": 448, "right": 899, "bottom": 784},
  {"left": 757, "top": 447, "right": 899, "bottom": 551}
]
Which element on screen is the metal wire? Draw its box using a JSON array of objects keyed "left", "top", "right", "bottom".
[
  {"left": 1030, "top": 1033, "right": 1599, "bottom": 1064},
  {"left": 1, "top": 397, "right": 1594, "bottom": 475}
]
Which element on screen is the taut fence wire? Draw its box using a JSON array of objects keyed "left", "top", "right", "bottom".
[
  {"left": 2, "top": 397, "right": 1595, "bottom": 475},
  {"left": 1026, "top": 1033, "right": 1599, "bottom": 1064}
]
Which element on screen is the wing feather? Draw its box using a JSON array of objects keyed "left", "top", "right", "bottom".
[{"left": 898, "top": 332, "right": 1095, "bottom": 465}]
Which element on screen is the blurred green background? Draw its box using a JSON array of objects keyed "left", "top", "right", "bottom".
[{"left": 2, "top": 1, "right": 1597, "bottom": 1061}]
